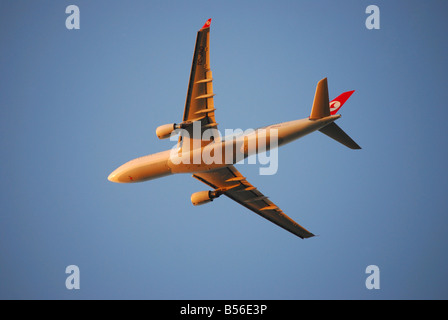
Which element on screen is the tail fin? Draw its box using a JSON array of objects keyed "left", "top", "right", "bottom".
[
  {"left": 309, "top": 78, "right": 330, "bottom": 120},
  {"left": 330, "top": 90, "right": 355, "bottom": 115},
  {"left": 319, "top": 122, "right": 361, "bottom": 149},
  {"left": 310, "top": 78, "right": 355, "bottom": 119},
  {"left": 309, "top": 78, "right": 361, "bottom": 149}
]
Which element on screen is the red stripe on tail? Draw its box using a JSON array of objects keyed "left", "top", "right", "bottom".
[{"left": 330, "top": 90, "right": 355, "bottom": 115}]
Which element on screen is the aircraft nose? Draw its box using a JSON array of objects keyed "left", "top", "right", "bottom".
[
  {"left": 107, "top": 171, "right": 119, "bottom": 183},
  {"left": 108, "top": 162, "right": 136, "bottom": 183}
]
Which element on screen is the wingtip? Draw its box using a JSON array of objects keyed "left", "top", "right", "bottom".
[{"left": 201, "top": 18, "right": 212, "bottom": 30}]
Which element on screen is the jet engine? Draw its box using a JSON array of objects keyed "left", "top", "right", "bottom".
[
  {"left": 156, "top": 121, "right": 193, "bottom": 139},
  {"left": 156, "top": 123, "right": 176, "bottom": 139},
  {"left": 191, "top": 190, "right": 222, "bottom": 206}
]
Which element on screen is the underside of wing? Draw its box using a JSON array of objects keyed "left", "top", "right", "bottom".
[
  {"left": 193, "top": 166, "right": 315, "bottom": 239},
  {"left": 181, "top": 19, "right": 218, "bottom": 148}
]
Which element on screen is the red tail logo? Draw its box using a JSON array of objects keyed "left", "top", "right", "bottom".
[
  {"left": 201, "top": 18, "right": 212, "bottom": 30},
  {"left": 330, "top": 90, "right": 355, "bottom": 115}
]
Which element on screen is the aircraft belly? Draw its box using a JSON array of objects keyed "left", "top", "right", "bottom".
[
  {"left": 276, "top": 117, "right": 337, "bottom": 147},
  {"left": 128, "top": 160, "right": 172, "bottom": 182},
  {"left": 167, "top": 154, "right": 230, "bottom": 174},
  {"left": 110, "top": 150, "right": 172, "bottom": 183}
]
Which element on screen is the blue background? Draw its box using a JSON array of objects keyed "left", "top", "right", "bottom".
[{"left": 1, "top": 0, "right": 447, "bottom": 299}]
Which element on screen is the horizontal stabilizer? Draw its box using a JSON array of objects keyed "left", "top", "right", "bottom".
[
  {"left": 309, "top": 78, "right": 330, "bottom": 120},
  {"left": 319, "top": 122, "right": 361, "bottom": 149}
]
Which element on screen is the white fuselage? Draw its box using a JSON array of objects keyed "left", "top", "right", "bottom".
[{"left": 107, "top": 115, "right": 340, "bottom": 183}]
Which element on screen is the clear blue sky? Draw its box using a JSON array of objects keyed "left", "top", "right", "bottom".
[{"left": 1, "top": 0, "right": 447, "bottom": 299}]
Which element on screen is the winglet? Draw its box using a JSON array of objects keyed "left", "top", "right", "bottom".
[{"left": 201, "top": 18, "right": 212, "bottom": 30}]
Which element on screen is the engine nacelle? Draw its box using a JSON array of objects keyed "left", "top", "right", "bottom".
[
  {"left": 156, "top": 123, "right": 176, "bottom": 139},
  {"left": 191, "top": 190, "right": 221, "bottom": 206}
]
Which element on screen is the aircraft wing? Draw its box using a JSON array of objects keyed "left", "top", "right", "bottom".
[
  {"left": 193, "top": 166, "right": 315, "bottom": 239},
  {"left": 182, "top": 19, "right": 217, "bottom": 132}
]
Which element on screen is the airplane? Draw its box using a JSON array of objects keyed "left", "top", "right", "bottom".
[{"left": 107, "top": 18, "right": 361, "bottom": 239}]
